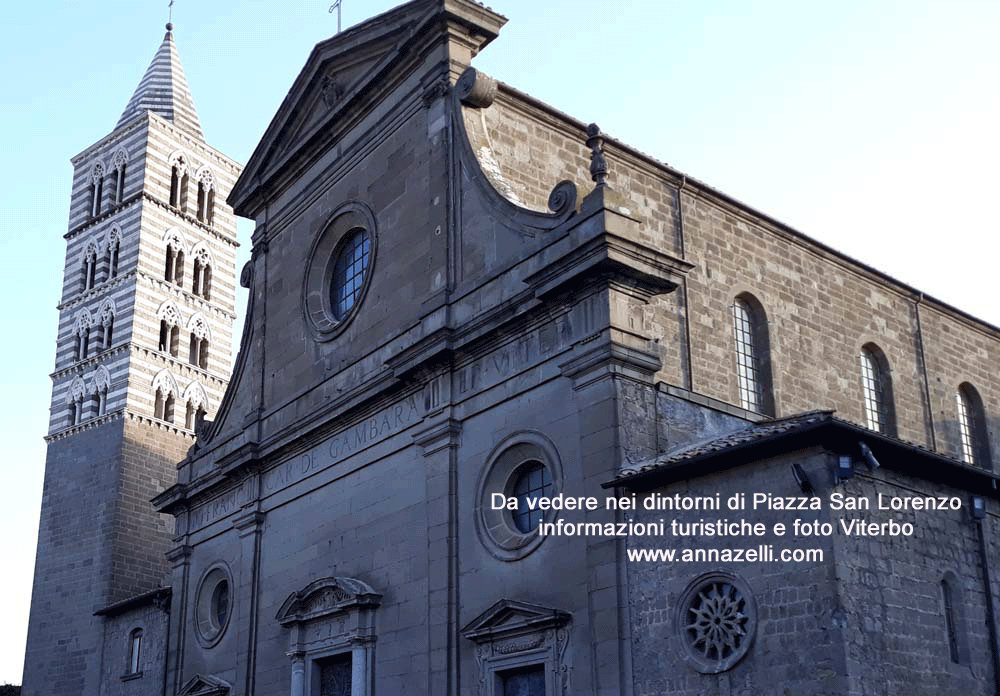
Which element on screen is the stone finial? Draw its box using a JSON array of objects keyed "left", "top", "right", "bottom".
[{"left": 586, "top": 123, "right": 608, "bottom": 186}]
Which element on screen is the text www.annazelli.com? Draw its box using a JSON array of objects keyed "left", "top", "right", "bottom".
[{"left": 626, "top": 547, "right": 824, "bottom": 563}]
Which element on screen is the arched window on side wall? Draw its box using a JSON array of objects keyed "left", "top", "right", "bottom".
[
  {"left": 730, "top": 294, "right": 774, "bottom": 415},
  {"left": 957, "top": 383, "right": 991, "bottom": 468},
  {"left": 859, "top": 344, "right": 896, "bottom": 436}
]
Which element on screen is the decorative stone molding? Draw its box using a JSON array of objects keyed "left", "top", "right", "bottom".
[
  {"left": 462, "top": 599, "right": 571, "bottom": 696},
  {"left": 276, "top": 577, "right": 381, "bottom": 696},
  {"left": 177, "top": 673, "right": 230, "bottom": 696}
]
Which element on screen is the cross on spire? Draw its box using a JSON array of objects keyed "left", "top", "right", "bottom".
[{"left": 329, "top": 0, "right": 343, "bottom": 33}]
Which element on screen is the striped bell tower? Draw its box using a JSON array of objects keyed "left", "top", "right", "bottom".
[{"left": 22, "top": 23, "right": 241, "bottom": 696}]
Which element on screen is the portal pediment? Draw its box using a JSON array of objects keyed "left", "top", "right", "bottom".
[
  {"left": 177, "top": 674, "right": 230, "bottom": 696},
  {"left": 461, "top": 599, "right": 571, "bottom": 643},
  {"left": 276, "top": 576, "right": 382, "bottom": 626}
]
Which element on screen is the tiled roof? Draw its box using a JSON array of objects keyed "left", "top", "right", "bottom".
[
  {"left": 605, "top": 409, "right": 987, "bottom": 491},
  {"left": 613, "top": 410, "right": 834, "bottom": 485},
  {"left": 116, "top": 26, "right": 203, "bottom": 139}
]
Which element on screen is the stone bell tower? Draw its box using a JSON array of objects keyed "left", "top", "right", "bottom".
[{"left": 22, "top": 23, "right": 241, "bottom": 696}]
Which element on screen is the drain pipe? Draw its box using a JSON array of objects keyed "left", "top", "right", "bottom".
[
  {"left": 974, "top": 501, "right": 1000, "bottom": 695},
  {"left": 913, "top": 292, "right": 936, "bottom": 450},
  {"left": 675, "top": 176, "right": 694, "bottom": 392}
]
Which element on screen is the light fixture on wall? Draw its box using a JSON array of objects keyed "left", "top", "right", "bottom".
[
  {"left": 834, "top": 455, "right": 854, "bottom": 485},
  {"left": 971, "top": 495, "right": 986, "bottom": 520},
  {"left": 859, "top": 442, "right": 880, "bottom": 470},
  {"left": 792, "top": 463, "right": 815, "bottom": 496}
]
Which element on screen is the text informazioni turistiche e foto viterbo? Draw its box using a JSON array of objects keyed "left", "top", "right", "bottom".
[{"left": 492, "top": 491, "right": 963, "bottom": 563}]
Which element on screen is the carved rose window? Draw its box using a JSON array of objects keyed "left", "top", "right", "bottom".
[{"left": 675, "top": 571, "right": 756, "bottom": 673}]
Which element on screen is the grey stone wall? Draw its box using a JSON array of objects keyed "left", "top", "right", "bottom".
[
  {"left": 99, "top": 602, "right": 170, "bottom": 696},
  {"left": 624, "top": 444, "right": 1000, "bottom": 696},
  {"left": 23, "top": 421, "right": 125, "bottom": 696},
  {"left": 626, "top": 449, "right": 844, "bottom": 696}
]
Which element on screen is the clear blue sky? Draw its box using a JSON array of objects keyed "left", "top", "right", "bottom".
[{"left": 1, "top": 0, "right": 998, "bottom": 685}]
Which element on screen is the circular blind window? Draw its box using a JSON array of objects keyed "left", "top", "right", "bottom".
[{"left": 195, "top": 565, "right": 233, "bottom": 647}]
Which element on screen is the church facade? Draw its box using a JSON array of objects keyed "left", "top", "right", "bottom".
[{"left": 25, "top": 1, "right": 1000, "bottom": 695}]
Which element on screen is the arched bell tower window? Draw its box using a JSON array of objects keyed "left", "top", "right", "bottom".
[
  {"left": 169, "top": 155, "right": 189, "bottom": 212},
  {"left": 859, "top": 343, "right": 896, "bottom": 436},
  {"left": 106, "top": 226, "right": 123, "bottom": 280},
  {"left": 111, "top": 148, "right": 128, "bottom": 205},
  {"left": 153, "top": 371, "right": 179, "bottom": 424},
  {"left": 187, "top": 315, "right": 210, "bottom": 370},
  {"left": 157, "top": 302, "right": 182, "bottom": 357},
  {"left": 191, "top": 246, "right": 213, "bottom": 300},
  {"left": 98, "top": 300, "right": 115, "bottom": 351},
  {"left": 82, "top": 241, "right": 99, "bottom": 291},
  {"left": 74, "top": 310, "right": 93, "bottom": 362},
  {"left": 89, "top": 162, "right": 105, "bottom": 218},
  {"left": 164, "top": 233, "right": 186, "bottom": 286},
  {"left": 87, "top": 365, "right": 109, "bottom": 420},
  {"left": 68, "top": 377, "right": 87, "bottom": 427},
  {"left": 957, "top": 382, "right": 991, "bottom": 468},
  {"left": 195, "top": 167, "right": 216, "bottom": 225},
  {"left": 154, "top": 387, "right": 175, "bottom": 422},
  {"left": 731, "top": 294, "right": 774, "bottom": 415},
  {"left": 183, "top": 383, "right": 209, "bottom": 431}
]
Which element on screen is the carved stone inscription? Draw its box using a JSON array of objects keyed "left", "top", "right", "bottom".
[
  {"left": 262, "top": 395, "right": 422, "bottom": 495},
  {"left": 454, "top": 313, "right": 578, "bottom": 397},
  {"left": 191, "top": 475, "right": 256, "bottom": 528}
]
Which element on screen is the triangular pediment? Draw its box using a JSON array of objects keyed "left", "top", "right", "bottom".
[
  {"left": 228, "top": 0, "right": 505, "bottom": 216},
  {"left": 461, "top": 599, "right": 570, "bottom": 644},
  {"left": 177, "top": 674, "right": 230, "bottom": 696},
  {"left": 268, "top": 35, "right": 403, "bottom": 165}
]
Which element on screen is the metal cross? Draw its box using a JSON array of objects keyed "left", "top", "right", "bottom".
[
  {"left": 168, "top": 0, "right": 174, "bottom": 24},
  {"left": 328, "top": 0, "right": 342, "bottom": 33}
]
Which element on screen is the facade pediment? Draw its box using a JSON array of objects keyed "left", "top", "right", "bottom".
[
  {"left": 461, "top": 599, "right": 571, "bottom": 643},
  {"left": 229, "top": 0, "right": 505, "bottom": 216},
  {"left": 177, "top": 674, "right": 230, "bottom": 696}
]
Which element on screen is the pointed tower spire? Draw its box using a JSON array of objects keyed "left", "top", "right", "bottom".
[{"left": 116, "top": 23, "right": 204, "bottom": 139}]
